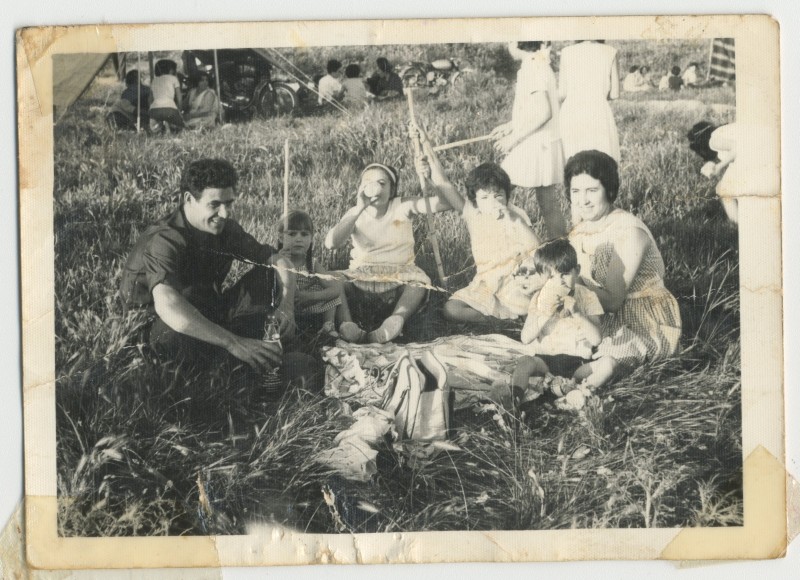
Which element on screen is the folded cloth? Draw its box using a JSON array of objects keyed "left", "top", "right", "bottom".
[{"left": 315, "top": 406, "right": 394, "bottom": 481}]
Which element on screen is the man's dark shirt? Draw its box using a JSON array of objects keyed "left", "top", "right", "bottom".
[
  {"left": 367, "top": 71, "right": 404, "bottom": 97},
  {"left": 120, "top": 206, "right": 274, "bottom": 319}
]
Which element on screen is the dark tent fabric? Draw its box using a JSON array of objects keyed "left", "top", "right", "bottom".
[
  {"left": 708, "top": 38, "right": 736, "bottom": 83},
  {"left": 52, "top": 53, "right": 112, "bottom": 119}
]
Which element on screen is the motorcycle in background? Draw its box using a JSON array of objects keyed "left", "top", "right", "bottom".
[
  {"left": 398, "top": 59, "right": 462, "bottom": 94},
  {"left": 181, "top": 49, "right": 310, "bottom": 120}
]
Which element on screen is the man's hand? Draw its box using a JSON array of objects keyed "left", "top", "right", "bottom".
[{"left": 226, "top": 335, "right": 282, "bottom": 373}]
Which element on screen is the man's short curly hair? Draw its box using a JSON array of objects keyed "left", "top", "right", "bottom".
[{"left": 180, "top": 159, "right": 238, "bottom": 200}]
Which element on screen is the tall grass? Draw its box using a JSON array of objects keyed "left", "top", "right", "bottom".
[{"left": 54, "top": 40, "right": 740, "bottom": 535}]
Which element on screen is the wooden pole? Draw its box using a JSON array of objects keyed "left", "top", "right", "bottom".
[
  {"left": 283, "top": 138, "right": 290, "bottom": 228},
  {"left": 406, "top": 88, "right": 446, "bottom": 286},
  {"left": 433, "top": 133, "right": 494, "bottom": 152},
  {"left": 136, "top": 52, "right": 141, "bottom": 133},
  {"left": 148, "top": 52, "right": 155, "bottom": 84},
  {"left": 212, "top": 49, "right": 224, "bottom": 124}
]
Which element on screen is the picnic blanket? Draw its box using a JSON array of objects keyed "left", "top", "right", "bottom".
[{"left": 322, "top": 334, "right": 539, "bottom": 409}]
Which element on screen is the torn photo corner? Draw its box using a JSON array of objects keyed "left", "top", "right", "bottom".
[{"left": 17, "top": 14, "right": 785, "bottom": 569}]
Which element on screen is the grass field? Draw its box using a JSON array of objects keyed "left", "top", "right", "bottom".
[{"left": 54, "top": 40, "right": 740, "bottom": 536}]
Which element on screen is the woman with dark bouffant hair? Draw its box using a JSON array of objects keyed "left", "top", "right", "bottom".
[{"left": 565, "top": 150, "right": 681, "bottom": 387}]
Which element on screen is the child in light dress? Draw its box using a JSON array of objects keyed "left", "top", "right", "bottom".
[
  {"left": 274, "top": 210, "right": 350, "bottom": 337},
  {"left": 491, "top": 41, "right": 567, "bottom": 239},
  {"left": 413, "top": 126, "right": 541, "bottom": 324},
  {"left": 498, "top": 239, "right": 604, "bottom": 409},
  {"left": 324, "top": 162, "right": 451, "bottom": 343}
]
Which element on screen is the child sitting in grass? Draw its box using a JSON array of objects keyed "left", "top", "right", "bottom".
[
  {"left": 274, "top": 210, "right": 350, "bottom": 337},
  {"left": 509, "top": 239, "right": 604, "bottom": 403},
  {"left": 413, "top": 126, "right": 541, "bottom": 324},
  {"left": 340, "top": 63, "right": 373, "bottom": 109},
  {"left": 324, "top": 162, "right": 452, "bottom": 344}
]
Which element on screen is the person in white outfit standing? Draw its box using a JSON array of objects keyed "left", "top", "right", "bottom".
[
  {"left": 558, "top": 40, "right": 621, "bottom": 164},
  {"left": 491, "top": 41, "right": 567, "bottom": 240}
]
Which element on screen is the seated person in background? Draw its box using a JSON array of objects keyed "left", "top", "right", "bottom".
[
  {"left": 622, "top": 65, "right": 651, "bottom": 93},
  {"left": 340, "top": 63, "right": 373, "bottom": 109},
  {"left": 665, "top": 65, "right": 684, "bottom": 92},
  {"left": 318, "top": 59, "right": 345, "bottom": 105},
  {"left": 149, "top": 59, "right": 184, "bottom": 133},
  {"left": 367, "top": 57, "right": 404, "bottom": 100},
  {"left": 687, "top": 121, "right": 739, "bottom": 223},
  {"left": 107, "top": 70, "right": 151, "bottom": 131},
  {"left": 682, "top": 62, "right": 701, "bottom": 88},
  {"left": 183, "top": 72, "right": 219, "bottom": 130},
  {"left": 509, "top": 239, "right": 604, "bottom": 402}
]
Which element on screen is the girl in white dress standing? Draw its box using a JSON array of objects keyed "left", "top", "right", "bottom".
[
  {"left": 558, "top": 40, "right": 621, "bottom": 163},
  {"left": 491, "top": 41, "right": 567, "bottom": 239}
]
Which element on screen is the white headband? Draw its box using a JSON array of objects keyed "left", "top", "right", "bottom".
[{"left": 361, "top": 163, "right": 398, "bottom": 184}]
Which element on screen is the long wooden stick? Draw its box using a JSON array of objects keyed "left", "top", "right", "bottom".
[
  {"left": 433, "top": 133, "right": 494, "bottom": 152},
  {"left": 212, "top": 49, "right": 224, "bottom": 124},
  {"left": 283, "top": 138, "right": 290, "bottom": 228},
  {"left": 136, "top": 52, "right": 141, "bottom": 133},
  {"left": 406, "top": 89, "right": 446, "bottom": 286}
]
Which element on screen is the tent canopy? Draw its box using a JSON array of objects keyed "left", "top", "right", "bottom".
[{"left": 52, "top": 53, "right": 114, "bottom": 118}]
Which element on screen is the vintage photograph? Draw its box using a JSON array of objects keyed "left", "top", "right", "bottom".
[{"left": 18, "top": 15, "right": 784, "bottom": 568}]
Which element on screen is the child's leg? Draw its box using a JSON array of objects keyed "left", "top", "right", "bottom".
[
  {"left": 330, "top": 280, "right": 352, "bottom": 326},
  {"left": 511, "top": 356, "right": 549, "bottom": 390},
  {"left": 367, "top": 284, "right": 426, "bottom": 344},
  {"left": 321, "top": 308, "right": 337, "bottom": 333},
  {"left": 491, "top": 355, "right": 548, "bottom": 409},
  {"left": 574, "top": 356, "right": 618, "bottom": 389},
  {"left": 443, "top": 299, "right": 494, "bottom": 324},
  {"left": 534, "top": 184, "right": 568, "bottom": 240},
  {"left": 390, "top": 284, "right": 426, "bottom": 320},
  {"left": 337, "top": 282, "right": 368, "bottom": 343}
]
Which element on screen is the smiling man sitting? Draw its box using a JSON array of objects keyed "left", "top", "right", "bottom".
[{"left": 120, "top": 158, "right": 320, "bottom": 390}]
